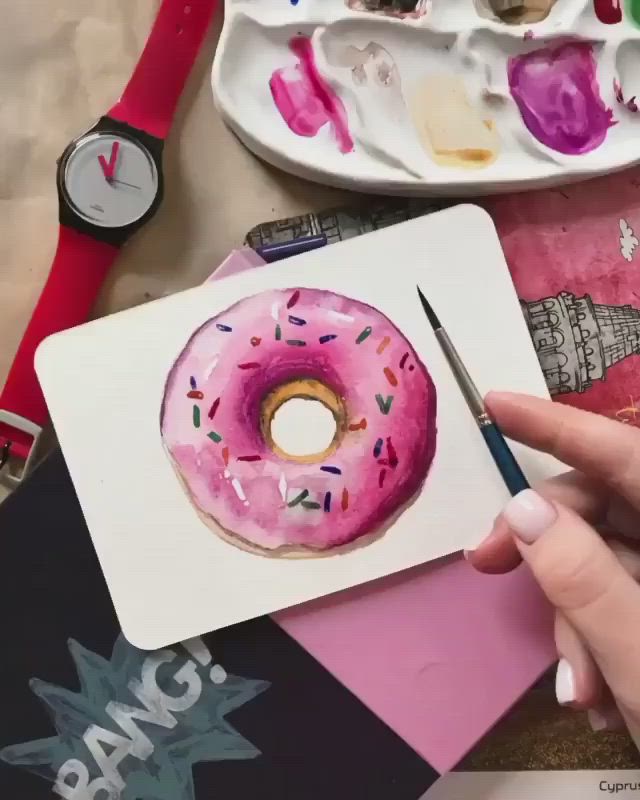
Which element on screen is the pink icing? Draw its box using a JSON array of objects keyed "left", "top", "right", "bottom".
[
  {"left": 508, "top": 42, "right": 615, "bottom": 155},
  {"left": 270, "top": 36, "right": 354, "bottom": 153},
  {"left": 160, "top": 288, "right": 437, "bottom": 553}
]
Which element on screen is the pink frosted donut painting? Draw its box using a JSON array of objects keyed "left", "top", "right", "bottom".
[{"left": 160, "top": 288, "right": 437, "bottom": 557}]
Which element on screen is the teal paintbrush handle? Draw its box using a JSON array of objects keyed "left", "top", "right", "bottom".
[{"left": 480, "top": 423, "right": 530, "bottom": 496}]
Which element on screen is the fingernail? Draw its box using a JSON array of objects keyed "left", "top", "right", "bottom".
[
  {"left": 503, "top": 489, "right": 557, "bottom": 544},
  {"left": 555, "top": 657, "right": 576, "bottom": 705},
  {"left": 588, "top": 708, "right": 608, "bottom": 732}
]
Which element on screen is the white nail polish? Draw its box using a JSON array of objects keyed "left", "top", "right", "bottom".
[
  {"left": 503, "top": 489, "right": 557, "bottom": 544},
  {"left": 555, "top": 658, "right": 576, "bottom": 705},
  {"left": 588, "top": 708, "right": 608, "bottom": 732}
]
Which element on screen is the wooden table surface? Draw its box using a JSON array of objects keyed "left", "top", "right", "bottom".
[{"left": 1, "top": 0, "right": 635, "bottom": 770}]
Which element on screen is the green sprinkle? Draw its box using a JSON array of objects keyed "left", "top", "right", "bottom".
[
  {"left": 301, "top": 501, "right": 321, "bottom": 510},
  {"left": 193, "top": 406, "right": 201, "bottom": 428},
  {"left": 207, "top": 431, "right": 222, "bottom": 443},
  {"left": 275, "top": 324, "right": 282, "bottom": 341},
  {"left": 286, "top": 339, "right": 306, "bottom": 347},
  {"left": 376, "top": 394, "right": 394, "bottom": 415},
  {"left": 356, "top": 326, "right": 373, "bottom": 344},
  {"left": 288, "top": 489, "right": 309, "bottom": 508}
]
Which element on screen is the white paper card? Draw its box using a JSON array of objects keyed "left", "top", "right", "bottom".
[{"left": 36, "top": 206, "right": 561, "bottom": 649}]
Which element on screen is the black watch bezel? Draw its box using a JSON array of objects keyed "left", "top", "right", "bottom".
[{"left": 56, "top": 116, "right": 165, "bottom": 247}]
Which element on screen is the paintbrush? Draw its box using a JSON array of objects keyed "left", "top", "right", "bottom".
[{"left": 417, "top": 285, "right": 529, "bottom": 496}]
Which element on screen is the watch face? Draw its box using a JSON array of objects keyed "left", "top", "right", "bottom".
[{"left": 62, "top": 133, "right": 159, "bottom": 228}]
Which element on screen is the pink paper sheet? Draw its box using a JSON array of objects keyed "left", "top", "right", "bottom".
[{"left": 210, "top": 245, "right": 555, "bottom": 774}]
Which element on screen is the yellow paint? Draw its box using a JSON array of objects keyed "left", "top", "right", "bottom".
[{"left": 410, "top": 74, "right": 499, "bottom": 170}]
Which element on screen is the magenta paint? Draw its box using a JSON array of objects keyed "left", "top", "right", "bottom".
[
  {"left": 270, "top": 36, "right": 354, "bottom": 153},
  {"left": 508, "top": 42, "right": 615, "bottom": 155}
]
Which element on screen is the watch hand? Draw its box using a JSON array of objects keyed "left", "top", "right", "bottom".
[
  {"left": 111, "top": 178, "right": 142, "bottom": 191},
  {"left": 97, "top": 141, "right": 120, "bottom": 182}
]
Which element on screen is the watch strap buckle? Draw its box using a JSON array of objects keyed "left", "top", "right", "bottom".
[{"left": 0, "top": 410, "right": 43, "bottom": 488}]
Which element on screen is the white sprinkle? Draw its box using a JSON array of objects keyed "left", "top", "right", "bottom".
[
  {"left": 271, "top": 302, "right": 281, "bottom": 321},
  {"left": 205, "top": 355, "right": 219, "bottom": 381},
  {"left": 224, "top": 469, "right": 230, "bottom": 479},
  {"left": 278, "top": 473, "right": 287, "bottom": 502},
  {"left": 328, "top": 309, "right": 355, "bottom": 324},
  {"left": 244, "top": 500, "right": 250, "bottom": 507},
  {"left": 232, "top": 478, "right": 246, "bottom": 502}
]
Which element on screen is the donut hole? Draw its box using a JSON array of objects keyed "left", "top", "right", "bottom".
[{"left": 261, "top": 378, "right": 345, "bottom": 463}]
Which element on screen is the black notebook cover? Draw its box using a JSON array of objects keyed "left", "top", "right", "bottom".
[{"left": 0, "top": 449, "right": 438, "bottom": 799}]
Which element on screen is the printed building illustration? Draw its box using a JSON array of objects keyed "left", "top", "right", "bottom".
[{"left": 521, "top": 291, "right": 640, "bottom": 395}]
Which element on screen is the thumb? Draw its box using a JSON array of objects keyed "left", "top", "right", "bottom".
[{"left": 502, "top": 489, "right": 640, "bottom": 730}]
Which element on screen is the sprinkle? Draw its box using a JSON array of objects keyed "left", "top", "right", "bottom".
[
  {"left": 400, "top": 352, "right": 409, "bottom": 369},
  {"left": 373, "top": 438, "right": 384, "bottom": 458},
  {"left": 356, "top": 326, "right": 373, "bottom": 344},
  {"left": 238, "top": 362, "right": 260, "bottom": 370},
  {"left": 271, "top": 302, "right": 281, "bottom": 321},
  {"left": 348, "top": 418, "right": 367, "bottom": 431},
  {"left": 223, "top": 447, "right": 229, "bottom": 466},
  {"left": 289, "top": 315, "right": 307, "bottom": 326},
  {"left": 279, "top": 473, "right": 288, "bottom": 502},
  {"left": 231, "top": 478, "right": 246, "bottom": 502},
  {"left": 377, "top": 336, "right": 391, "bottom": 355},
  {"left": 324, "top": 491, "right": 332, "bottom": 512},
  {"left": 208, "top": 397, "right": 221, "bottom": 419},
  {"left": 328, "top": 309, "right": 355, "bottom": 324},
  {"left": 187, "top": 390, "right": 204, "bottom": 400},
  {"left": 190, "top": 376, "right": 197, "bottom": 390},
  {"left": 193, "top": 406, "right": 201, "bottom": 428},
  {"left": 379, "top": 469, "right": 387, "bottom": 488},
  {"left": 384, "top": 367, "right": 398, "bottom": 387},
  {"left": 223, "top": 469, "right": 230, "bottom": 479},
  {"left": 275, "top": 325, "right": 282, "bottom": 341},
  {"left": 376, "top": 394, "right": 394, "bottom": 415},
  {"left": 341, "top": 488, "right": 349, "bottom": 511},
  {"left": 302, "top": 501, "right": 321, "bottom": 510},
  {"left": 409, "top": 365, "right": 415, "bottom": 372},
  {"left": 287, "top": 290, "right": 301, "bottom": 309},
  {"left": 237, "top": 455, "right": 262, "bottom": 462},
  {"left": 286, "top": 339, "right": 306, "bottom": 347},
  {"left": 319, "top": 334, "right": 338, "bottom": 344},
  {"left": 208, "top": 431, "right": 222, "bottom": 443},
  {"left": 205, "top": 356, "right": 219, "bottom": 380},
  {"left": 288, "top": 489, "right": 309, "bottom": 508},
  {"left": 216, "top": 323, "right": 232, "bottom": 332},
  {"left": 251, "top": 336, "right": 262, "bottom": 347},
  {"left": 386, "top": 437, "right": 399, "bottom": 468},
  {"left": 320, "top": 465, "right": 341, "bottom": 475}
]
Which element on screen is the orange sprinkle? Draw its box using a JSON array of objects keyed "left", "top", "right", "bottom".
[
  {"left": 377, "top": 336, "right": 391, "bottom": 355},
  {"left": 384, "top": 367, "right": 398, "bottom": 387},
  {"left": 341, "top": 488, "right": 349, "bottom": 511},
  {"left": 222, "top": 447, "right": 229, "bottom": 466},
  {"left": 348, "top": 418, "right": 367, "bottom": 431}
]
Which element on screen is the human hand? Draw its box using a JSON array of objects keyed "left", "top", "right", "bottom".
[{"left": 468, "top": 391, "right": 640, "bottom": 746}]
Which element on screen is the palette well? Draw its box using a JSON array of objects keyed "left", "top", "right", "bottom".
[{"left": 213, "top": 0, "right": 639, "bottom": 194}]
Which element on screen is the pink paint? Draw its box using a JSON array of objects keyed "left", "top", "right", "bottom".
[
  {"left": 508, "top": 42, "right": 615, "bottom": 155},
  {"left": 270, "top": 36, "right": 354, "bottom": 153}
]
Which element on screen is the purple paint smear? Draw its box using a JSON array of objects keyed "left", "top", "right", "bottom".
[
  {"left": 508, "top": 42, "right": 615, "bottom": 155},
  {"left": 270, "top": 36, "right": 354, "bottom": 153}
]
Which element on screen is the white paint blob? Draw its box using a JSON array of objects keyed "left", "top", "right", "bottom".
[{"left": 270, "top": 398, "right": 336, "bottom": 457}]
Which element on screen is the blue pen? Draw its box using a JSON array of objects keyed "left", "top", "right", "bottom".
[
  {"left": 256, "top": 234, "right": 327, "bottom": 263},
  {"left": 416, "top": 286, "right": 529, "bottom": 496}
]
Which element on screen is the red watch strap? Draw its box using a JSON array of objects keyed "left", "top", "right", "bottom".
[
  {"left": 108, "top": 0, "right": 217, "bottom": 140},
  {"left": 0, "top": 226, "right": 119, "bottom": 461}
]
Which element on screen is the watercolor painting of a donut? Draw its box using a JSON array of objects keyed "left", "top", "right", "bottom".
[{"left": 160, "top": 288, "right": 437, "bottom": 558}]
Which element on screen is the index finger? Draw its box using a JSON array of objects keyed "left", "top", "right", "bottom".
[{"left": 485, "top": 392, "right": 640, "bottom": 510}]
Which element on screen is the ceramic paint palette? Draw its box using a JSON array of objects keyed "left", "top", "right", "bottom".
[{"left": 213, "top": 0, "right": 640, "bottom": 195}]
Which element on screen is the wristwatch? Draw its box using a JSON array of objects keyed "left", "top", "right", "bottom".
[{"left": 0, "top": 0, "right": 217, "bottom": 487}]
